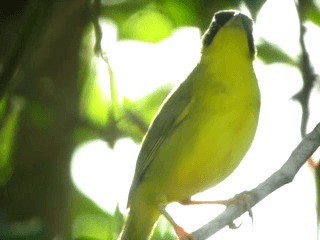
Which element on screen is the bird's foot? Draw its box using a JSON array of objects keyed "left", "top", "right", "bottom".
[
  {"left": 181, "top": 190, "right": 254, "bottom": 225},
  {"left": 225, "top": 191, "right": 254, "bottom": 224}
]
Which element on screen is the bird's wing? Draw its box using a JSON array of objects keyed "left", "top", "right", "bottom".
[{"left": 127, "top": 68, "right": 198, "bottom": 205}]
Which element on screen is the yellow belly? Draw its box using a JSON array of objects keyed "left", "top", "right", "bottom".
[
  {"left": 140, "top": 96, "right": 259, "bottom": 204},
  {"left": 134, "top": 35, "right": 261, "bottom": 205}
]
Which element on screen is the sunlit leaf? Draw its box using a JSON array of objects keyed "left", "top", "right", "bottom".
[
  {"left": 103, "top": 0, "right": 249, "bottom": 42},
  {"left": 121, "top": 6, "right": 174, "bottom": 43},
  {"left": 304, "top": 2, "right": 320, "bottom": 26},
  {"left": 73, "top": 214, "right": 112, "bottom": 240},
  {"left": 73, "top": 213, "right": 124, "bottom": 240},
  {"left": 80, "top": 74, "right": 110, "bottom": 127},
  {"left": 72, "top": 190, "right": 124, "bottom": 240},
  {"left": 162, "top": 0, "right": 200, "bottom": 26},
  {"left": 113, "top": 206, "right": 125, "bottom": 236},
  {"left": 103, "top": 1, "right": 175, "bottom": 43},
  {"left": 79, "top": 27, "right": 110, "bottom": 128},
  {"left": 257, "top": 40, "right": 297, "bottom": 66},
  {"left": 151, "top": 217, "right": 176, "bottom": 240},
  {"left": 102, "top": 1, "right": 146, "bottom": 33}
]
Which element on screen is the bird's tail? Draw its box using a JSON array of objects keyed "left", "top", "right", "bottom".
[{"left": 119, "top": 200, "right": 161, "bottom": 240}]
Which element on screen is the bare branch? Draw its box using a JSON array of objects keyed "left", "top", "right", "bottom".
[
  {"left": 293, "top": 0, "right": 319, "bottom": 137},
  {"left": 188, "top": 122, "right": 320, "bottom": 240}
]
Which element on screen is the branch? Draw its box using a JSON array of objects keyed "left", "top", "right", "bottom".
[
  {"left": 90, "top": 0, "right": 120, "bottom": 120},
  {"left": 187, "top": 122, "right": 320, "bottom": 240},
  {"left": 293, "top": 0, "right": 319, "bottom": 137}
]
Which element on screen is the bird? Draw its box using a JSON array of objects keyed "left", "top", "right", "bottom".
[{"left": 120, "top": 10, "right": 260, "bottom": 240}]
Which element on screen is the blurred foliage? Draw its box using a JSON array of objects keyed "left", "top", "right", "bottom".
[
  {"left": 298, "top": 0, "right": 320, "bottom": 26},
  {"left": 27, "top": 101, "right": 55, "bottom": 131},
  {"left": 0, "top": 97, "right": 22, "bottom": 186},
  {"left": 120, "top": 85, "right": 171, "bottom": 142},
  {"left": 150, "top": 217, "right": 176, "bottom": 240},
  {"left": 243, "top": 0, "right": 265, "bottom": 19},
  {"left": 102, "top": 0, "right": 267, "bottom": 42},
  {"left": 80, "top": 27, "right": 110, "bottom": 128},
  {"left": 257, "top": 40, "right": 297, "bottom": 66},
  {"left": 121, "top": 5, "right": 175, "bottom": 42},
  {"left": 0, "top": 218, "right": 44, "bottom": 240},
  {"left": 1, "top": 0, "right": 320, "bottom": 239},
  {"left": 72, "top": 191, "right": 124, "bottom": 240}
]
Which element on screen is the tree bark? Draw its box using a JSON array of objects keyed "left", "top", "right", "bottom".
[{"left": 0, "top": 0, "right": 90, "bottom": 238}]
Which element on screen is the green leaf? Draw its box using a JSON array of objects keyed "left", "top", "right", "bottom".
[
  {"left": 73, "top": 214, "right": 112, "bottom": 240},
  {"left": 0, "top": 219, "right": 44, "bottom": 240},
  {"left": 73, "top": 127, "right": 102, "bottom": 146},
  {"left": 257, "top": 40, "right": 297, "bottom": 66},
  {"left": 244, "top": 0, "right": 266, "bottom": 19},
  {"left": 296, "top": 0, "right": 320, "bottom": 26},
  {"left": 120, "top": 85, "right": 171, "bottom": 141},
  {"left": 121, "top": 6, "right": 174, "bottom": 42},
  {"left": 103, "top": 0, "right": 197, "bottom": 42},
  {"left": 161, "top": 0, "right": 200, "bottom": 26},
  {"left": 102, "top": 0, "right": 149, "bottom": 30},
  {"left": 73, "top": 213, "right": 124, "bottom": 240},
  {"left": 151, "top": 216, "right": 176, "bottom": 240},
  {"left": 0, "top": 97, "right": 23, "bottom": 186},
  {"left": 0, "top": 96, "right": 8, "bottom": 122},
  {"left": 304, "top": 2, "right": 320, "bottom": 26},
  {"left": 102, "top": 1, "right": 175, "bottom": 43},
  {"left": 79, "top": 28, "right": 110, "bottom": 128},
  {"left": 72, "top": 191, "right": 124, "bottom": 240},
  {"left": 72, "top": 188, "right": 110, "bottom": 218},
  {"left": 125, "top": 85, "right": 171, "bottom": 126},
  {"left": 102, "top": 0, "right": 260, "bottom": 42},
  {"left": 80, "top": 74, "right": 110, "bottom": 127},
  {"left": 28, "top": 101, "right": 55, "bottom": 130}
]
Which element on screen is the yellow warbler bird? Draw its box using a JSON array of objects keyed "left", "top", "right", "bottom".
[{"left": 120, "top": 10, "right": 260, "bottom": 240}]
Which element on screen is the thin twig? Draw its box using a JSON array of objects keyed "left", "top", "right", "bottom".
[
  {"left": 294, "top": 0, "right": 318, "bottom": 137},
  {"left": 187, "top": 122, "right": 320, "bottom": 240},
  {"left": 91, "top": 0, "right": 120, "bottom": 120}
]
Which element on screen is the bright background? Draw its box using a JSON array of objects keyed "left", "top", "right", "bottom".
[{"left": 71, "top": 0, "right": 320, "bottom": 239}]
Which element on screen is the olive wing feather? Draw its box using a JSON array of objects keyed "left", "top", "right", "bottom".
[{"left": 127, "top": 69, "right": 197, "bottom": 206}]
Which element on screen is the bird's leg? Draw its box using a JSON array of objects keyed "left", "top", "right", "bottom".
[
  {"left": 180, "top": 199, "right": 229, "bottom": 205},
  {"left": 180, "top": 191, "right": 254, "bottom": 226},
  {"left": 159, "top": 206, "right": 195, "bottom": 240}
]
